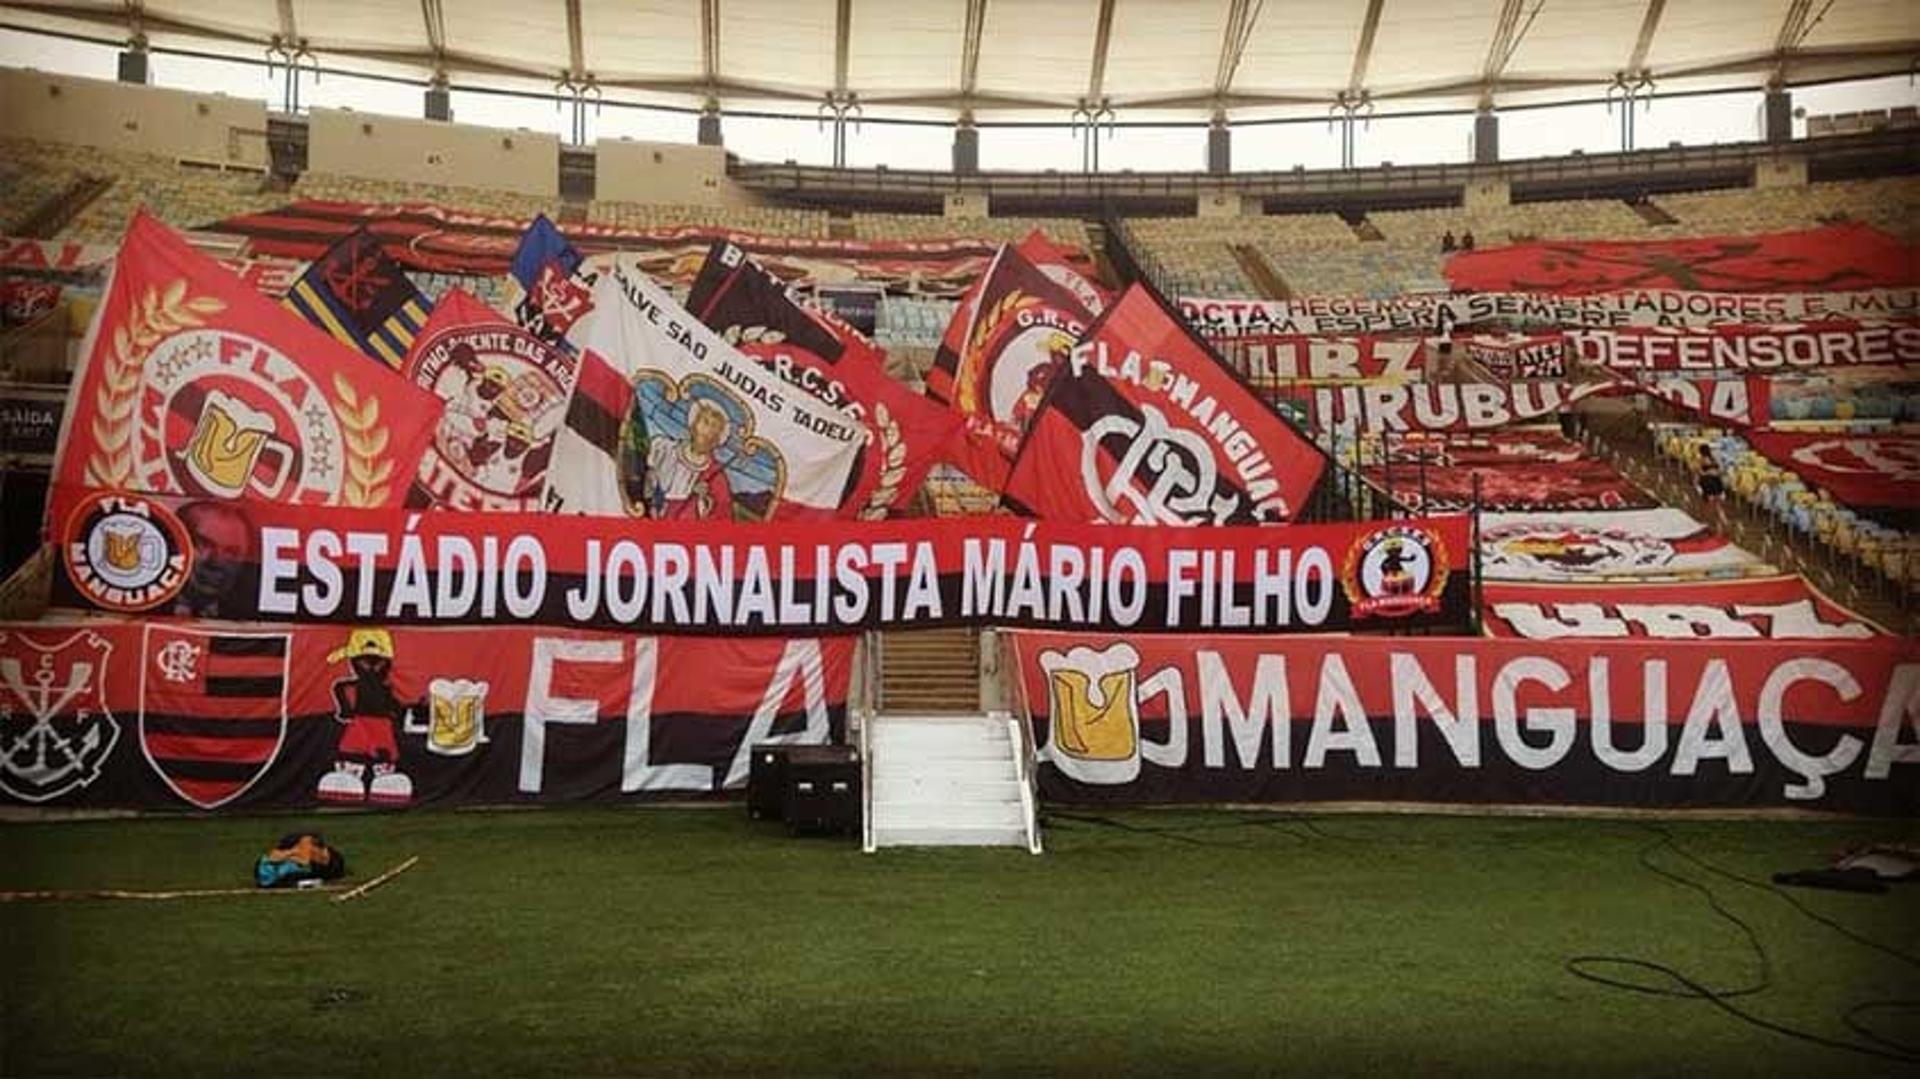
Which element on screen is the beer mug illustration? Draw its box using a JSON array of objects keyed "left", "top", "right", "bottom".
[
  {"left": 184, "top": 390, "right": 294, "bottom": 499},
  {"left": 1038, "top": 644, "right": 1185, "bottom": 785},
  {"left": 420, "top": 678, "right": 490, "bottom": 756},
  {"left": 102, "top": 525, "right": 157, "bottom": 574}
]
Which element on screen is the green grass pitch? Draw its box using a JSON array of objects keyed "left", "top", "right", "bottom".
[{"left": 3, "top": 808, "right": 1916, "bottom": 1076}]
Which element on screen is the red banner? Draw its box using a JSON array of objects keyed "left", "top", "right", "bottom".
[
  {"left": 1745, "top": 431, "right": 1920, "bottom": 510},
  {"left": 1004, "top": 284, "right": 1327, "bottom": 524},
  {"left": 42, "top": 486, "right": 1474, "bottom": 635},
  {"left": 685, "top": 240, "right": 961, "bottom": 518},
  {"left": 1006, "top": 629, "right": 1920, "bottom": 811},
  {"left": 1457, "top": 332, "right": 1564, "bottom": 380},
  {"left": 1018, "top": 229, "right": 1111, "bottom": 315},
  {"left": 1218, "top": 335, "right": 1428, "bottom": 382},
  {"left": 1567, "top": 322, "right": 1920, "bottom": 372},
  {"left": 1359, "top": 432, "right": 1654, "bottom": 512},
  {"left": 1483, "top": 575, "right": 1885, "bottom": 639},
  {"left": 210, "top": 201, "right": 1035, "bottom": 298},
  {"left": 0, "top": 620, "right": 852, "bottom": 810},
  {"left": 51, "top": 213, "right": 443, "bottom": 510},
  {"left": 927, "top": 244, "right": 1096, "bottom": 491},
  {"left": 1303, "top": 377, "right": 1768, "bottom": 433},
  {"left": 1444, "top": 224, "right": 1918, "bottom": 294}
]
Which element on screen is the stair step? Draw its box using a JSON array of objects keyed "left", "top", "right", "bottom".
[
  {"left": 873, "top": 825, "right": 1029, "bottom": 848},
  {"left": 871, "top": 777, "right": 1022, "bottom": 803},
  {"left": 870, "top": 725, "right": 1010, "bottom": 750},
  {"left": 870, "top": 800, "right": 1026, "bottom": 830}
]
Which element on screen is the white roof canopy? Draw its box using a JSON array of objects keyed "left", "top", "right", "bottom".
[{"left": 2, "top": 0, "right": 1914, "bottom": 119}]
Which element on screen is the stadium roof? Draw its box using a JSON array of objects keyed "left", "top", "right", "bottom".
[{"left": 2, "top": 1, "right": 1915, "bottom": 120}]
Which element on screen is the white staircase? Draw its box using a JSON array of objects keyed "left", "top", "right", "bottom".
[{"left": 863, "top": 712, "right": 1040, "bottom": 852}]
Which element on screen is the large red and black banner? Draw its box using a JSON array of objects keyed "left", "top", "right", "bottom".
[
  {"left": 51, "top": 213, "right": 443, "bottom": 509},
  {"left": 42, "top": 487, "right": 1473, "bottom": 635},
  {"left": 1483, "top": 574, "right": 1886, "bottom": 640},
  {"left": 1745, "top": 431, "right": 1920, "bottom": 510},
  {"left": 685, "top": 240, "right": 960, "bottom": 518},
  {"left": 0, "top": 620, "right": 851, "bottom": 810},
  {"left": 1179, "top": 286, "right": 1920, "bottom": 336},
  {"left": 1358, "top": 432, "right": 1655, "bottom": 513},
  {"left": 1567, "top": 322, "right": 1920, "bottom": 372},
  {"left": 1003, "top": 284, "right": 1327, "bottom": 524},
  {"left": 1006, "top": 630, "right": 1920, "bottom": 813},
  {"left": 1301, "top": 377, "right": 1769, "bottom": 433},
  {"left": 927, "top": 244, "right": 1096, "bottom": 491},
  {"left": 1444, "top": 224, "right": 1917, "bottom": 294},
  {"left": 208, "top": 201, "right": 1037, "bottom": 298}
]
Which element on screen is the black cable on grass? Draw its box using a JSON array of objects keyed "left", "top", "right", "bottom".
[{"left": 1565, "top": 824, "right": 1920, "bottom": 1065}]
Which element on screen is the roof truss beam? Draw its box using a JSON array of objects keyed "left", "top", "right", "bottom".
[
  {"left": 1625, "top": 0, "right": 1664, "bottom": 74},
  {"left": 1213, "top": 0, "right": 1263, "bottom": 104},
  {"left": 563, "top": 0, "right": 584, "bottom": 77},
  {"left": 1481, "top": 0, "right": 1542, "bottom": 93},
  {"left": 1347, "top": 0, "right": 1385, "bottom": 93},
  {"left": 959, "top": 0, "right": 986, "bottom": 102},
  {"left": 274, "top": 0, "right": 295, "bottom": 43},
  {"left": 1087, "top": 0, "right": 1117, "bottom": 100},
  {"left": 833, "top": 0, "right": 850, "bottom": 93}
]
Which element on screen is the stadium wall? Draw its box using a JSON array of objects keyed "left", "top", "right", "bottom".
[
  {"left": 0, "top": 68, "right": 268, "bottom": 168},
  {"left": 596, "top": 139, "right": 759, "bottom": 208},
  {"left": 307, "top": 108, "right": 560, "bottom": 198}
]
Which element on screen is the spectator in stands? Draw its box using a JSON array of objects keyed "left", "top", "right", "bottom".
[
  {"left": 1441, "top": 230, "right": 1456, "bottom": 253},
  {"left": 1460, "top": 230, "right": 1476, "bottom": 251},
  {"left": 1696, "top": 443, "right": 1727, "bottom": 528}
]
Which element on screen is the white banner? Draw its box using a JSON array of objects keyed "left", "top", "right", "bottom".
[
  {"left": 1479, "top": 508, "right": 1764, "bottom": 582},
  {"left": 1179, "top": 287, "right": 1920, "bottom": 337},
  {"left": 544, "top": 267, "right": 866, "bottom": 520}
]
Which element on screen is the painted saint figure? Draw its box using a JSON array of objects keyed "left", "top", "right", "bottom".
[{"left": 645, "top": 396, "right": 736, "bottom": 519}]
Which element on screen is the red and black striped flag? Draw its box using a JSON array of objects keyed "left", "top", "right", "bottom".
[{"left": 139, "top": 626, "right": 288, "bottom": 809}]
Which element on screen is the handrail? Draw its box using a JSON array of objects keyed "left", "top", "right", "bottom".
[
  {"left": 859, "top": 629, "right": 877, "bottom": 853},
  {"left": 1004, "top": 711, "right": 1042, "bottom": 855}
]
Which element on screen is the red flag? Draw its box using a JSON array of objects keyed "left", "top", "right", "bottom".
[
  {"left": 53, "top": 212, "right": 442, "bottom": 509},
  {"left": 1017, "top": 229, "right": 1110, "bottom": 315},
  {"left": 927, "top": 245, "right": 1096, "bottom": 492},
  {"left": 400, "top": 288, "right": 581, "bottom": 512},
  {"left": 1004, "top": 284, "right": 1327, "bottom": 524}
]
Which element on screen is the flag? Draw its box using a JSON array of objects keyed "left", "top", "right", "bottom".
[
  {"left": 508, "top": 213, "right": 592, "bottom": 348},
  {"left": 400, "top": 288, "right": 582, "bottom": 512},
  {"left": 685, "top": 240, "right": 960, "bottom": 518},
  {"left": 543, "top": 265, "right": 867, "bottom": 520},
  {"left": 927, "top": 244, "right": 1096, "bottom": 491},
  {"left": 52, "top": 211, "right": 443, "bottom": 508},
  {"left": 1017, "top": 229, "right": 1110, "bottom": 315},
  {"left": 281, "top": 226, "right": 433, "bottom": 368},
  {"left": 1002, "top": 283, "right": 1327, "bottom": 524}
]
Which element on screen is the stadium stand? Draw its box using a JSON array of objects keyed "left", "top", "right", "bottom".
[
  {"left": 590, "top": 199, "right": 830, "bottom": 237},
  {"left": 1651, "top": 176, "right": 1920, "bottom": 240},
  {"left": 851, "top": 213, "right": 1092, "bottom": 249},
  {"left": 295, "top": 171, "right": 563, "bottom": 220},
  {"left": 1122, "top": 216, "right": 1263, "bottom": 298},
  {"left": 2, "top": 137, "right": 283, "bottom": 242}
]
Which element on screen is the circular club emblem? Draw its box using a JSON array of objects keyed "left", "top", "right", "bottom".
[
  {"left": 62, "top": 492, "right": 192, "bottom": 612},
  {"left": 134, "top": 328, "right": 345, "bottom": 503},
  {"left": 1342, "top": 525, "right": 1448, "bottom": 618},
  {"left": 412, "top": 324, "right": 574, "bottom": 511}
]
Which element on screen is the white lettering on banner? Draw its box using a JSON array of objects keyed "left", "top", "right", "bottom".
[
  {"left": 1179, "top": 288, "right": 1920, "bottom": 336},
  {"left": 1235, "top": 338, "right": 1424, "bottom": 380},
  {"left": 521, "top": 636, "right": 834, "bottom": 794},
  {"left": 253, "top": 524, "right": 1376, "bottom": 632},
  {"left": 1569, "top": 325, "right": 1920, "bottom": 371},
  {"left": 1034, "top": 646, "right": 1920, "bottom": 801}
]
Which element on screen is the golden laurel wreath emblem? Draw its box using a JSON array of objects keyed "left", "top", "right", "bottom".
[
  {"left": 330, "top": 373, "right": 395, "bottom": 507},
  {"left": 858, "top": 402, "right": 909, "bottom": 520},
  {"left": 85, "top": 281, "right": 226, "bottom": 489},
  {"left": 957, "top": 290, "right": 1039, "bottom": 414}
]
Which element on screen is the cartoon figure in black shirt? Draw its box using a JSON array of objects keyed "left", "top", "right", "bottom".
[{"left": 317, "top": 628, "right": 418, "bottom": 805}]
